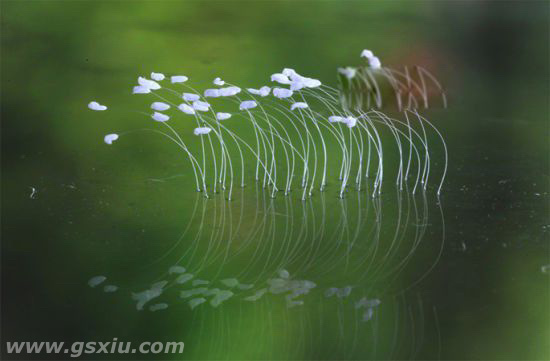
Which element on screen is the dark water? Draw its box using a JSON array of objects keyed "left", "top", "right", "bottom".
[{"left": 2, "top": 1, "right": 548, "bottom": 360}]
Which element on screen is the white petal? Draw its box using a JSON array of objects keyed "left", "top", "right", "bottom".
[
  {"left": 290, "top": 102, "right": 308, "bottom": 110},
  {"left": 239, "top": 100, "right": 257, "bottom": 110},
  {"left": 290, "top": 80, "right": 305, "bottom": 91},
  {"left": 151, "top": 102, "right": 170, "bottom": 111},
  {"left": 329, "top": 116, "right": 345, "bottom": 123},
  {"left": 369, "top": 56, "right": 382, "bottom": 69},
  {"left": 133, "top": 85, "right": 151, "bottom": 94},
  {"left": 273, "top": 88, "right": 293, "bottom": 99},
  {"left": 178, "top": 103, "right": 195, "bottom": 115},
  {"left": 282, "top": 68, "right": 297, "bottom": 78},
  {"left": 271, "top": 73, "right": 291, "bottom": 85},
  {"left": 216, "top": 112, "right": 232, "bottom": 120},
  {"left": 138, "top": 77, "right": 161, "bottom": 90},
  {"left": 88, "top": 101, "right": 107, "bottom": 111},
  {"left": 171, "top": 75, "right": 188, "bottom": 83},
  {"left": 345, "top": 116, "right": 357, "bottom": 128},
  {"left": 104, "top": 134, "right": 119, "bottom": 145},
  {"left": 247, "top": 88, "right": 261, "bottom": 95},
  {"left": 361, "top": 49, "right": 374, "bottom": 59},
  {"left": 152, "top": 112, "right": 170, "bottom": 122},
  {"left": 259, "top": 86, "right": 271, "bottom": 97},
  {"left": 151, "top": 72, "right": 165, "bottom": 81},
  {"left": 88, "top": 276, "right": 106, "bottom": 287},
  {"left": 204, "top": 89, "right": 220, "bottom": 98},
  {"left": 338, "top": 67, "right": 357, "bottom": 79},
  {"left": 303, "top": 77, "right": 321, "bottom": 88},
  {"left": 193, "top": 100, "right": 210, "bottom": 112},
  {"left": 182, "top": 93, "right": 200, "bottom": 102},
  {"left": 213, "top": 77, "right": 225, "bottom": 86},
  {"left": 193, "top": 127, "right": 212, "bottom": 135},
  {"left": 219, "top": 86, "right": 241, "bottom": 97}
]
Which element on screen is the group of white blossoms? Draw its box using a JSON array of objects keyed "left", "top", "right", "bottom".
[{"left": 88, "top": 49, "right": 382, "bottom": 145}]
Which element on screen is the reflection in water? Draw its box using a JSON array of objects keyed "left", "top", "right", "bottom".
[{"left": 89, "top": 187, "right": 445, "bottom": 359}]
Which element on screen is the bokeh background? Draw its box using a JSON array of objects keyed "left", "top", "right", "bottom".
[{"left": 1, "top": 1, "right": 548, "bottom": 360}]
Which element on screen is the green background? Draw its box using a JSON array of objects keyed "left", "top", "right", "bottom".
[{"left": 1, "top": 1, "right": 548, "bottom": 360}]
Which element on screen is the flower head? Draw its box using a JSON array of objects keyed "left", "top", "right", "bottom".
[
  {"left": 204, "top": 89, "right": 220, "bottom": 98},
  {"left": 345, "top": 116, "right": 357, "bottom": 128},
  {"left": 290, "top": 102, "right": 308, "bottom": 111},
  {"left": 368, "top": 56, "right": 382, "bottom": 69},
  {"left": 216, "top": 112, "right": 231, "bottom": 120},
  {"left": 193, "top": 100, "right": 210, "bottom": 112},
  {"left": 213, "top": 77, "right": 225, "bottom": 86},
  {"left": 271, "top": 73, "right": 291, "bottom": 85},
  {"left": 178, "top": 103, "right": 195, "bottom": 115},
  {"left": 104, "top": 134, "right": 119, "bottom": 145},
  {"left": 133, "top": 86, "right": 151, "bottom": 94},
  {"left": 138, "top": 77, "right": 161, "bottom": 90},
  {"left": 219, "top": 86, "right": 241, "bottom": 97},
  {"left": 152, "top": 112, "right": 170, "bottom": 122},
  {"left": 193, "top": 127, "right": 212, "bottom": 135},
  {"left": 329, "top": 116, "right": 345, "bottom": 123},
  {"left": 151, "top": 72, "right": 165, "bottom": 81},
  {"left": 273, "top": 88, "right": 293, "bottom": 99},
  {"left": 361, "top": 49, "right": 374, "bottom": 59},
  {"left": 247, "top": 86, "right": 270, "bottom": 97},
  {"left": 88, "top": 101, "right": 107, "bottom": 111},
  {"left": 338, "top": 67, "right": 357, "bottom": 79},
  {"left": 239, "top": 100, "right": 257, "bottom": 110},
  {"left": 151, "top": 102, "right": 170, "bottom": 111},
  {"left": 171, "top": 75, "right": 188, "bottom": 83},
  {"left": 182, "top": 93, "right": 200, "bottom": 102}
]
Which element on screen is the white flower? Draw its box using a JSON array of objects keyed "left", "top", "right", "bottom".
[
  {"left": 171, "top": 75, "right": 188, "bottom": 83},
  {"left": 271, "top": 73, "right": 291, "bottom": 85},
  {"left": 369, "top": 56, "right": 382, "bottom": 69},
  {"left": 239, "top": 100, "right": 257, "bottom": 110},
  {"left": 151, "top": 72, "right": 165, "bottom": 81},
  {"left": 133, "top": 85, "right": 151, "bottom": 94},
  {"left": 302, "top": 77, "right": 321, "bottom": 88},
  {"left": 182, "top": 93, "right": 200, "bottom": 102},
  {"left": 193, "top": 100, "right": 210, "bottom": 112},
  {"left": 151, "top": 102, "right": 170, "bottom": 111},
  {"left": 329, "top": 116, "right": 345, "bottom": 123},
  {"left": 216, "top": 112, "right": 231, "bottom": 120},
  {"left": 213, "top": 77, "right": 225, "bottom": 86},
  {"left": 178, "top": 103, "right": 195, "bottom": 115},
  {"left": 338, "top": 67, "right": 357, "bottom": 79},
  {"left": 104, "top": 134, "right": 119, "bottom": 145},
  {"left": 88, "top": 101, "right": 107, "bottom": 111},
  {"left": 273, "top": 88, "right": 293, "bottom": 99},
  {"left": 361, "top": 49, "right": 374, "bottom": 59},
  {"left": 152, "top": 112, "right": 170, "bottom": 122},
  {"left": 204, "top": 89, "right": 220, "bottom": 98},
  {"left": 282, "top": 68, "right": 297, "bottom": 78},
  {"left": 194, "top": 127, "right": 212, "bottom": 135},
  {"left": 290, "top": 102, "right": 308, "bottom": 110},
  {"left": 219, "top": 86, "right": 241, "bottom": 96},
  {"left": 138, "top": 77, "right": 161, "bottom": 90},
  {"left": 345, "top": 116, "right": 357, "bottom": 128},
  {"left": 290, "top": 80, "right": 305, "bottom": 91},
  {"left": 247, "top": 86, "right": 270, "bottom": 97}
]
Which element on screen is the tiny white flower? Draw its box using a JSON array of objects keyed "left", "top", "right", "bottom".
[
  {"left": 138, "top": 77, "right": 161, "bottom": 90},
  {"left": 290, "top": 102, "right": 308, "bottom": 111},
  {"left": 151, "top": 102, "right": 170, "bottom": 111},
  {"left": 338, "top": 67, "right": 357, "bottom": 79},
  {"left": 369, "top": 56, "right": 382, "bottom": 69},
  {"left": 133, "top": 85, "right": 151, "bottom": 94},
  {"left": 271, "top": 73, "right": 291, "bottom": 85},
  {"left": 361, "top": 49, "right": 374, "bottom": 59},
  {"left": 171, "top": 75, "right": 188, "bottom": 83},
  {"left": 193, "top": 100, "right": 210, "bottom": 112},
  {"left": 152, "top": 112, "right": 170, "bottom": 122},
  {"left": 219, "top": 86, "right": 241, "bottom": 96},
  {"left": 345, "top": 116, "right": 357, "bottom": 128},
  {"left": 302, "top": 77, "right": 321, "bottom": 88},
  {"left": 213, "top": 77, "right": 225, "bottom": 86},
  {"left": 216, "top": 112, "right": 231, "bottom": 120},
  {"left": 247, "top": 88, "right": 261, "bottom": 95},
  {"left": 183, "top": 93, "right": 200, "bottom": 102},
  {"left": 204, "top": 89, "right": 220, "bottom": 98},
  {"left": 259, "top": 86, "right": 271, "bottom": 96},
  {"left": 329, "top": 116, "right": 345, "bottom": 123},
  {"left": 194, "top": 127, "right": 212, "bottom": 135},
  {"left": 239, "top": 100, "right": 257, "bottom": 110},
  {"left": 104, "top": 134, "right": 119, "bottom": 145},
  {"left": 290, "top": 80, "right": 305, "bottom": 91},
  {"left": 88, "top": 101, "right": 107, "bottom": 111},
  {"left": 151, "top": 72, "right": 165, "bottom": 81},
  {"left": 178, "top": 103, "right": 195, "bottom": 115},
  {"left": 273, "top": 88, "right": 293, "bottom": 99}
]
